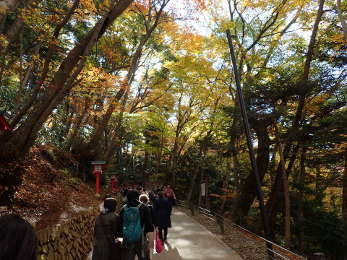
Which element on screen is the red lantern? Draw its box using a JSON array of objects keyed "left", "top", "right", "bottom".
[
  {"left": 0, "top": 114, "right": 11, "bottom": 131},
  {"left": 93, "top": 165, "right": 102, "bottom": 175}
]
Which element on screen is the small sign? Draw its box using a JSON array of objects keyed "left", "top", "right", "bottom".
[
  {"left": 104, "top": 172, "right": 117, "bottom": 175},
  {"left": 91, "top": 161, "right": 106, "bottom": 165},
  {"left": 201, "top": 183, "right": 206, "bottom": 197}
]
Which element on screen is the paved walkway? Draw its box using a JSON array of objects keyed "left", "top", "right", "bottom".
[
  {"left": 151, "top": 209, "right": 242, "bottom": 260},
  {"left": 88, "top": 209, "right": 242, "bottom": 260}
]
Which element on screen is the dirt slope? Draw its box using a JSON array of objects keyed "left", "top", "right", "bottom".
[{"left": 2, "top": 145, "right": 99, "bottom": 229}]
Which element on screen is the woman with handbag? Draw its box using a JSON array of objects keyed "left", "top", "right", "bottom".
[
  {"left": 153, "top": 191, "right": 172, "bottom": 243},
  {"left": 92, "top": 198, "right": 121, "bottom": 260}
]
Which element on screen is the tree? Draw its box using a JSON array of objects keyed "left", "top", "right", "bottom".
[
  {"left": 0, "top": 0, "right": 134, "bottom": 161},
  {"left": 84, "top": 0, "right": 172, "bottom": 157},
  {"left": 336, "top": 0, "right": 347, "bottom": 42},
  {"left": 266, "top": 0, "right": 326, "bottom": 233},
  {"left": 343, "top": 148, "right": 347, "bottom": 258}
]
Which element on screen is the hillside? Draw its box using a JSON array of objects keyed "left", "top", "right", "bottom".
[{"left": 1, "top": 145, "right": 99, "bottom": 229}]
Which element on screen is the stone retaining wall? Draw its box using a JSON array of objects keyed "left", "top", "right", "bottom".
[{"left": 36, "top": 209, "right": 97, "bottom": 260}]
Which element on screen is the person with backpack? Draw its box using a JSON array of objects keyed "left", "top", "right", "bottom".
[
  {"left": 118, "top": 189, "right": 153, "bottom": 260},
  {"left": 153, "top": 191, "right": 172, "bottom": 243},
  {"left": 92, "top": 198, "right": 121, "bottom": 260}
]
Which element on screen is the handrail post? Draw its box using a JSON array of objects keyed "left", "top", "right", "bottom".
[
  {"left": 216, "top": 214, "right": 225, "bottom": 235},
  {"left": 188, "top": 200, "right": 196, "bottom": 216},
  {"left": 225, "top": 29, "right": 274, "bottom": 259}
]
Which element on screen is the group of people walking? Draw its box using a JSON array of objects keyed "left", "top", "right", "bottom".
[
  {"left": 92, "top": 185, "right": 176, "bottom": 260},
  {"left": 0, "top": 184, "right": 176, "bottom": 260}
]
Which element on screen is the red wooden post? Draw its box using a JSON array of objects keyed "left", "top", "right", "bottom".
[
  {"left": 95, "top": 172, "right": 101, "bottom": 194},
  {"left": 91, "top": 161, "right": 106, "bottom": 195}
]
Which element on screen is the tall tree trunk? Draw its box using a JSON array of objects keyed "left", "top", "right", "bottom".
[
  {"left": 0, "top": 0, "right": 134, "bottom": 161},
  {"left": 87, "top": 34, "right": 147, "bottom": 150},
  {"left": 337, "top": 0, "right": 347, "bottom": 42},
  {"left": 205, "top": 175, "right": 210, "bottom": 209},
  {"left": 269, "top": 143, "right": 278, "bottom": 189},
  {"left": 10, "top": 0, "right": 80, "bottom": 129},
  {"left": 101, "top": 89, "right": 129, "bottom": 162},
  {"left": 156, "top": 133, "right": 164, "bottom": 174},
  {"left": 275, "top": 125, "right": 291, "bottom": 247},
  {"left": 315, "top": 164, "right": 321, "bottom": 200},
  {"left": 61, "top": 110, "right": 74, "bottom": 142},
  {"left": 65, "top": 100, "right": 90, "bottom": 151},
  {"left": 266, "top": 143, "right": 300, "bottom": 236},
  {"left": 38, "top": 0, "right": 81, "bottom": 86},
  {"left": 297, "top": 147, "right": 307, "bottom": 251},
  {"left": 3, "top": 17, "right": 23, "bottom": 47},
  {"left": 265, "top": 0, "right": 325, "bottom": 232},
  {"left": 19, "top": 62, "right": 34, "bottom": 91},
  {"left": 186, "top": 167, "right": 199, "bottom": 204},
  {"left": 169, "top": 122, "right": 181, "bottom": 186},
  {"left": 0, "top": 0, "right": 21, "bottom": 24},
  {"left": 220, "top": 159, "right": 232, "bottom": 213},
  {"left": 1, "top": 0, "right": 38, "bottom": 53},
  {"left": 104, "top": 134, "right": 121, "bottom": 164},
  {"left": 0, "top": 0, "right": 38, "bottom": 88},
  {"left": 229, "top": 119, "right": 241, "bottom": 189},
  {"left": 198, "top": 170, "right": 204, "bottom": 208},
  {"left": 342, "top": 149, "right": 347, "bottom": 259},
  {"left": 231, "top": 123, "right": 271, "bottom": 222}
]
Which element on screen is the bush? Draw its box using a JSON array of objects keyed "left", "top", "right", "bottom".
[{"left": 302, "top": 207, "right": 346, "bottom": 258}]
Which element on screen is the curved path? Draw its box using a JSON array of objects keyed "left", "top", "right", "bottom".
[
  {"left": 151, "top": 209, "right": 242, "bottom": 260},
  {"left": 88, "top": 208, "right": 242, "bottom": 260}
]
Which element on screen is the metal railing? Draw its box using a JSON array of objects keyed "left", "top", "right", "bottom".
[{"left": 176, "top": 200, "right": 306, "bottom": 260}]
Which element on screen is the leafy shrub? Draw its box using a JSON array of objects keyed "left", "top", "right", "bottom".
[{"left": 302, "top": 207, "right": 346, "bottom": 258}]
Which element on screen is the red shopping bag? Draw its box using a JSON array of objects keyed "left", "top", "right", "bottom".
[
  {"left": 154, "top": 230, "right": 164, "bottom": 253},
  {"left": 0, "top": 115, "right": 11, "bottom": 131}
]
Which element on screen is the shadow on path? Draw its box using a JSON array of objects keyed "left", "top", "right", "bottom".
[
  {"left": 150, "top": 209, "right": 242, "bottom": 260},
  {"left": 152, "top": 242, "right": 183, "bottom": 260}
]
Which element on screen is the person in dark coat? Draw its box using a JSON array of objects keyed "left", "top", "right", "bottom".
[
  {"left": 92, "top": 198, "right": 121, "bottom": 260},
  {"left": 153, "top": 191, "right": 172, "bottom": 243},
  {"left": 118, "top": 190, "right": 153, "bottom": 260},
  {"left": 148, "top": 190, "right": 157, "bottom": 205},
  {"left": 0, "top": 214, "right": 37, "bottom": 260},
  {"left": 99, "top": 194, "right": 112, "bottom": 213},
  {"left": 164, "top": 185, "right": 176, "bottom": 209},
  {"left": 139, "top": 194, "right": 154, "bottom": 260}
]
